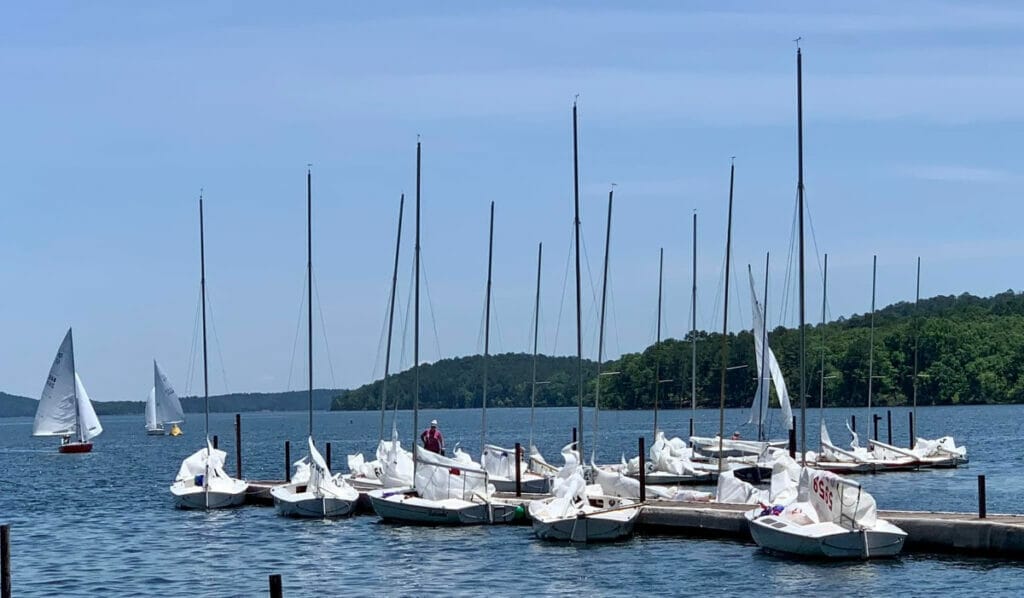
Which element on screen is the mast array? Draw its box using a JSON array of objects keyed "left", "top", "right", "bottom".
[
  {"left": 717, "top": 160, "right": 735, "bottom": 472},
  {"left": 690, "top": 212, "right": 697, "bottom": 438},
  {"left": 379, "top": 195, "right": 405, "bottom": 440},
  {"left": 797, "top": 45, "right": 807, "bottom": 464},
  {"left": 481, "top": 202, "right": 494, "bottom": 452},
  {"left": 594, "top": 189, "right": 613, "bottom": 458},
  {"left": 572, "top": 102, "right": 584, "bottom": 461},
  {"left": 307, "top": 168, "right": 313, "bottom": 439},
  {"left": 653, "top": 248, "right": 664, "bottom": 439},
  {"left": 413, "top": 140, "right": 421, "bottom": 480},
  {"left": 529, "top": 243, "right": 543, "bottom": 452}
]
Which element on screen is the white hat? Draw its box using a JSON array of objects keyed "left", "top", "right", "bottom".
[{"left": 430, "top": 419, "right": 438, "bottom": 426}]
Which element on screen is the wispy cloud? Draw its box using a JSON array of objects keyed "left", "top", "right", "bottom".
[{"left": 904, "top": 165, "right": 1020, "bottom": 183}]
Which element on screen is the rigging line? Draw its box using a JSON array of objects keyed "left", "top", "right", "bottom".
[
  {"left": 708, "top": 243, "right": 727, "bottom": 337},
  {"left": 312, "top": 271, "right": 338, "bottom": 389},
  {"left": 285, "top": 270, "right": 308, "bottom": 392},
  {"left": 420, "top": 254, "right": 443, "bottom": 361},
  {"left": 552, "top": 220, "right": 574, "bottom": 356},
  {"left": 369, "top": 278, "right": 394, "bottom": 385},
  {"left": 804, "top": 190, "right": 831, "bottom": 320},
  {"left": 397, "top": 257, "right": 415, "bottom": 375},
  {"left": 579, "top": 221, "right": 603, "bottom": 352},
  {"left": 204, "top": 287, "right": 231, "bottom": 395},
  {"left": 184, "top": 288, "right": 202, "bottom": 398},
  {"left": 778, "top": 190, "right": 800, "bottom": 327}
]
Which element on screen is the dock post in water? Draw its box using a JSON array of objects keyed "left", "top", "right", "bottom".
[
  {"left": 887, "top": 410, "right": 893, "bottom": 445},
  {"left": 788, "top": 416, "right": 796, "bottom": 458},
  {"left": 269, "top": 574, "right": 283, "bottom": 598},
  {"left": 284, "top": 440, "right": 291, "bottom": 483},
  {"left": 514, "top": 443, "right": 522, "bottom": 497},
  {"left": 235, "top": 413, "right": 242, "bottom": 478},
  {"left": 326, "top": 442, "right": 332, "bottom": 471},
  {"left": 873, "top": 414, "right": 880, "bottom": 441},
  {"left": 908, "top": 412, "right": 915, "bottom": 449},
  {"left": 572, "top": 427, "right": 577, "bottom": 447},
  {"left": 979, "top": 475, "right": 987, "bottom": 519},
  {"left": 851, "top": 414, "right": 856, "bottom": 434},
  {"left": 638, "top": 437, "right": 646, "bottom": 503},
  {"left": 2, "top": 524, "right": 10, "bottom": 598},
  {"left": 213, "top": 435, "right": 218, "bottom": 449},
  {"left": 689, "top": 418, "right": 693, "bottom": 439}
]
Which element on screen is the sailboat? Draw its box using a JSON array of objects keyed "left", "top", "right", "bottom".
[
  {"left": 169, "top": 194, "right": 247, "bottom": 510},
  {"left": 33, "top": 328, "right": 103, "bottom": 453},
  {"left": 367, "top": 140, "right": 517, "bottom": 525},
  {"left": 146, "top": 361, "right": 185, "bottom": 436},
  {"left": 477, "top": 204, "right": 552, "bottom": 494},
  {"left": 530, "top": 106, "right": 640, "bottom": 541},
  {"left": 271, "top": 168, "right": 358, "bottom": 518},
  {"left": 344, "top": 194, "right": 414, "bottom": 493}
]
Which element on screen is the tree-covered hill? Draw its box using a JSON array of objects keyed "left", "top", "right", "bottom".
[{"left": 333, "top": 290, "right": 1024, "bottom": 411}]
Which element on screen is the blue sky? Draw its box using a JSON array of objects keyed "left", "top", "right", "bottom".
[{"left": 2, "top": 1, "right": 1023, "bottom": 400}]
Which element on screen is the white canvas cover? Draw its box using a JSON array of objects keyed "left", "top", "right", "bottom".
[
  {"left": 33, "top": 329, "right": 78, "bottom": 437},
  {"left": 913, "top": 436, "right": 967, "bottom": 459},
  {"left": 413, "top": 446, "right": 492, "bottom": 501},
  {"left": 649, "top": 431, "right": 701, "bottom": 476},
  {"left": 746, "top": 270, "right": 793, "bottom": 430},
  {"left": 74, "top": 373, "right": 103, "bottom": 441},
  {"left": 175, "top": 439, "right": 228, "bottom": 482},
  {"left": 154, "top": 361, "right": 185, "bottom": 424},
  {"left": 482, "top": 444, "right": 524, "bottom": 480},
  {"left": 715, "top": 470, "right": 767, "bottom": 504},
  {"left": 800, "top": 467, "right": 877, "bottom": 529}
]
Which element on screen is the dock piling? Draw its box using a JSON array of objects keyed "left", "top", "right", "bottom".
[
  {"left": 213, "top": 435, "right": 218, "bottom": 449},
  {"left": 689, "top": 418, "right": 693, "bottom": 438},
  {"left": 788, "top": 416, "right": 796, "bottom": 458},
  {"left": 514, "top": 443, "right": 522, "bottom": 497},
  {"left": 979, "top": 475, "right": 987, "bottom": 519},
  {"left": 269, "top": 573, "right": 283, "bottom": 598},
  {"left": 638, "top": 437, "right": 646, "bottom": 503},
  {"left": 284, "top": 441, "right": 291, "bottom": 483},
  {"left": 2, "top": 524, "right": 10, "bottom": 598},
  {"left": 235, "top": 413, "right": 242, "bottom": 478},
  {"left": 851, "top": 414, "right": 856, "bottom": 434},
  {"left": 572, "top": 427, "right": 577, "bottom": 447},
  {"left": 325, "top": 442, "right": 332, "bottom": 471},
  {"left": 908, "top": 412, "right": 915, "bottom": 449},
  {"left": 887, "top": 410, "right": 892, "bottom": 445},
  {"left": 873, "top": 414, "right": 880, "bottom": 441}
]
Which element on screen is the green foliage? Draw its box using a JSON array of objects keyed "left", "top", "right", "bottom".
[{"left": 332, "top": 290, "right": 1024, "bottom": 410}]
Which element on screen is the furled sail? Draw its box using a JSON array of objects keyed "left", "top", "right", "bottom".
[{"left": 747, "top": 270, "right": 793, "bottom": 429}]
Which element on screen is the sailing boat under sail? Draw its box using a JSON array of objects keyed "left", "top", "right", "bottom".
[
  {"left": 33, "top": 328, "right": 103, "bottom": 454},
  {"left": 146, "top": 360, "right": 184, "bottom": 436}
]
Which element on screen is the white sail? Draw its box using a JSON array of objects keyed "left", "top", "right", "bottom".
[
  {"left": 747, "top": 270, "right": 793, "bottom": 430},
  {"left": 145, "top": 388, "right": 158, "bottom": 430},
  {"left": 33, "top": 329, "right": 79, "bottom": 437},
  {"left": 74, "top": 373, "right": 103, "bottom": 441},
  {"left": 154, "top": 361, "right": 185, "bottom": 424}
]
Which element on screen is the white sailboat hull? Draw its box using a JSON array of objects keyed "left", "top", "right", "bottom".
[
  {"left": 147, "top": 427, "right": 166, "bottom": 436},
  {"left": 367, "top": 488, "right": 518, "bottom": 525},
  {"left": 746, "top": 510, "right": 906, "bottom": 558},
  {"left": 489, "top": 472, "right": 552, "bottom": 494},
  {"left": 270, "top": 480, "right": 358, "bottom": 518},
  {"left": 170, "top": 478, "right": 248, "bottom": 510},
  {"left": 530, "top": 496, "right": 639, "bottom": 543}
]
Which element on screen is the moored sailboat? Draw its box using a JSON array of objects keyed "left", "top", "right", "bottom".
[
  {"left": 33, "top": 328, "right": 102, "bottom": 453},
  {"left": 169, "top": 193, "right": 247, "bottom": 509}
]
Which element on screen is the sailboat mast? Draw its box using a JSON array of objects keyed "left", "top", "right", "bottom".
[
  {"left": 867, "top": 254, "right": 877, "bottom": 437},
  {"left": 690, "top": 211, "right": 697, "bottom": 438},
  {"left": 717, "top": 160, "right": 735, "bottom": 472},
  {"left": 653, "top": 248, "right": 663, "bottom": 439},
  {"left": 594, "top": 189, "right": 613, "bottom": 457},
  {"left": 819, "top": 253, "right": 828, "bottom": 450},
  {"left": 912, "top": 256, "right": 921, "bottom": 438},
  {"left": 529, "top": 242, "right": 543, "bottom": 452},
  {"left": 797, "top": 45, "right": 807, "bottom": 464},
  {"left": 380, "top": 194, "right": 405, "bottom": 440},
  {"left": 757, "top": 254, "right": 770, "bottom": 442},
  {"left": 69, "top": 328, "right": 81, "bottom": 442},
  {"left": 413, "top": 140, "right": 421, "bottom": 480},
  {"left": 572, "top": 101, "right": 584, "bottom": 461},
  {"left": 307, "top": 168, "right": 313, "bottom": 439},
  {"left": 481, "top": 201, "right": 494, "bottom": 452},
  {"left": 199, "top": 192, "right": 209, "bottom": 442}
]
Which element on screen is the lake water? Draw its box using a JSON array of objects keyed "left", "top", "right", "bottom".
[{"left": 2, "top": 404, "right": 1023, "bottom": 596}]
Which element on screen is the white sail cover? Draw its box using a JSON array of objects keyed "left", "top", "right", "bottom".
[
  {"left": 33, "top": 329, "right": 78, "bottom": 437},
  {"left": 153, "top": 361, "right": 185, "bottom": 425},
  {"left": 145, "top": 388, "right": 158, "bottom": 430},
  {"left": 482, "top": 444, "right": 524, "bottom": 479},
  {"left": 747, "top": 270, "right": 793, "bottom": 430},
  {"left": 414, "top": 446, "right": 492, "bottom": 502},
  {"left": 379, "top": 428, "right": 413, "bottom": 488},
  {"left": 176, "top": 439, "right": 228, "bottom": 482},
  {"left": 74, "top": 373, "right": 103, "bottom": 441},
  {"left": 800, "top": 467, "right": 877, "bottom": 529}
]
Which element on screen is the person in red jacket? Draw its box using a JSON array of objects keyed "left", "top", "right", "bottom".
[{"left": 421, "top": 419, "right": 445, "bottom": 455}]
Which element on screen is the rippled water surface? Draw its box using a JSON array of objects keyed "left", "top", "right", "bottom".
[{"left": 2, "top": 405, "right": 1022, "bottom": 596}]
